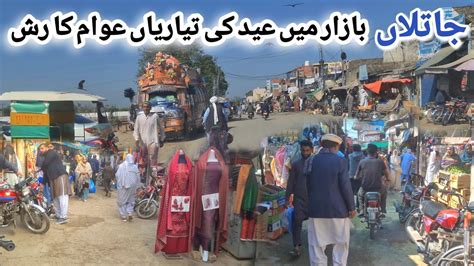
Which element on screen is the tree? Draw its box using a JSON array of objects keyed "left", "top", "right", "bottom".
[{"left": 137, "top": 44, "right": 228, "bottom": 96}]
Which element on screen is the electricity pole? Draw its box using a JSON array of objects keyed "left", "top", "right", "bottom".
[{"left": 319, "top": 46, "right": 325, "bottom": 91}]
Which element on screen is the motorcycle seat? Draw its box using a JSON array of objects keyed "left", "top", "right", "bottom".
[
  {"left": 365, "top": 192, "right": 380, "bottom": 201},
  {"left": 468, "top": 201, "right": 474, "bottom": 212},
  {"left": 421, "top": 201, "right": 447, "bottom": 219}
]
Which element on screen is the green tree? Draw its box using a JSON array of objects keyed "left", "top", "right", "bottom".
[{"left": 137, "top": 44, "right": 228, "bottom": 96}]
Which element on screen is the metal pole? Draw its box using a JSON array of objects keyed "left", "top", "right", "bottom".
[{"left": 319, "top": 46, "right": 325, "bottom": 91}]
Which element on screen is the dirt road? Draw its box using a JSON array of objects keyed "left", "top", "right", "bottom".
[{"left": 1, "top": 112, "right": 424, "bottom": 265}]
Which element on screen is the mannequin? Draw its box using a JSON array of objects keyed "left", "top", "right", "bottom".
[
  {"left": 155, "top": 149, "right": 194, "bottom": 255},
  {"left": 192, "top": 147, "right": 228, "bottom": 262}
]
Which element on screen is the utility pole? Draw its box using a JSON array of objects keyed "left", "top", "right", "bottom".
[{"left": 319, "top": 46, "right": 325, "bottom": 91}]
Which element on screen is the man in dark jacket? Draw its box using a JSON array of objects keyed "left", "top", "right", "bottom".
[
  {"left": 102, "top": 161, "right": 115, "bottom": 197},
  {"left": 306, "top": 134, "right": 356, "bottom": 266},
  {"left": 89, "top": 155, "right": 100, "bottom": 184},
  {"left": 286, "top": 140, "right": 313, "bottom": 257},
  {"left": 37, "top": 143, "right": 71, "bottom": 224},
  {"left": 356, "top": 144, "right": 390, "bottom": 217},
  {"left": 348, "top": 144, "right": 365, "bottom": 212}
]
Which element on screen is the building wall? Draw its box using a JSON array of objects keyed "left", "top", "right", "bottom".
[{"left": 383, "top": 42, "right": 419, "bottom": 64}]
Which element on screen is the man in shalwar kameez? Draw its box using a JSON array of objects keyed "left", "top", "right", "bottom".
[
  {"left": 306, "top": 134, "right": 356, "bottom": 266},
  {"left": 116, "top": 154, "right": 140, "bottom": 222},
  {"left": 285, "top": 140, "right": 313, "bottom": 257}
]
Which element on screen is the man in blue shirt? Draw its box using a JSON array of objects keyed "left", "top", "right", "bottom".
[
  {"left": 400, "top": 148, "right": 416, "bottom": 184},
  {"left": 306, "top": 134, "right": 356, "bottom": 266}
]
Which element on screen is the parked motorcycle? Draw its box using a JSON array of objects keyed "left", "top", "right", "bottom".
[
  {"left": 0, "top": 236, "right": 15, "bottom": 251},
  {"left": 437, "top": 203, "right": 474, "bottom": 266},
  {"left": 406, "top": 189, "right": 467, "bottom": 264},
  {"left": 394, "top": 183, "right": 425, "bottom": 223},
  {"left": 29, "top": 181, "right": 54, "bottom": 217},
  {"left": 135, "top": 168, "right": 165, "bottom": 219},
  {"left": 425, "top": 103, "right": 445, "bottom": 124},
  {"left": 362, "top": 192, "right": 382, "bottom": 239},
  {"left": 441, "top": 98, "right": 470, "bottom": 126},
  {"left": 0, "top": 177, "right": 50, "bottom": 234}
]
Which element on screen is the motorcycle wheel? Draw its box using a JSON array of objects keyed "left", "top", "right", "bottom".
[
  {"left": 136, "top": 199, "right": 158, "bottom": 219},
  {"left": 442, "top": 110, "right": 452, "bottom": 126},
  {"left": 369, "top": 223, "right": 376, "bottom": 240},
  {"left": 437, "top": 246, "right": 473, "bottom": 266},
  {"left": 21, "top": 206, "right": 50, "bottom": 234}
]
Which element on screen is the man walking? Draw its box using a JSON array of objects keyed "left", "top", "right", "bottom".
[
  {"left": 37, "top": 143, "right": 71, "bottom": 224},
  {"left": 285, "top": 140, "right": 313, "bottom": 257},
  {"left": 400, "top": 148, "right": 416, "bottom": 184},
  {"left": 348, "top": 144, "right": 364, "bottom": 212},
  {"left": 356, "top": 144, "right": 391, "bottom": 217},
  {"left": 133, "top": 102, "right": 166, "bottom": 184},
  {"left": 306, "top": 134, "right": 356, "bottom": 266},
  {"left": 89, "top": 155, "right": 100, "bottom": 185}
]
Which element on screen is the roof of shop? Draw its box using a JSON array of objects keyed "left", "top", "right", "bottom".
[
  {"left": 415, "top": 46, "right": 457, "bottom": 75},
  {"left": 0, "top": 91, "right": 106, "bottom": 102},
  {"left": 428, "top": 51, "right": 474, "bottom": 72}
]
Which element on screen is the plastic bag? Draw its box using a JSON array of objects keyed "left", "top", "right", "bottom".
[
  {"left": 89, "top": 179, "right": 96, "bottom": 193},
  {"left": 284, "top": 207, "right": 294, "bottom": 234}
]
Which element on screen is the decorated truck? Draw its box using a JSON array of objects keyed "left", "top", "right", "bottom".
[{"left": 138, "top": 52, "right": 208, "bottom": 139}]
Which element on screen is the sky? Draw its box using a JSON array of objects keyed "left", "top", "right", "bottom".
[{"left": 0, "top": 0, "right": 473, "bottom": 107}]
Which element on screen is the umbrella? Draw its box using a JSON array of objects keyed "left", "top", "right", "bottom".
[{"left": 363, "top": 79, "right": 412, "bottom": 94}]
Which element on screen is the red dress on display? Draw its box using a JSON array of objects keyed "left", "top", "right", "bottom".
[{"left": 155, "top": 151, "right": 193, "bottom": 254}]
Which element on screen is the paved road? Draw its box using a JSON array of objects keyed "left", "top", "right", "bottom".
[{"left": 1, "top": 112, "right": 424, "bottom": 265}]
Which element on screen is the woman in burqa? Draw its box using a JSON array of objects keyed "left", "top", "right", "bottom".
[{"left": 116, "top": 154, "right": 140, "bottom": 222}]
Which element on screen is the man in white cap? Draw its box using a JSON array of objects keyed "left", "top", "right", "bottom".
[
  {"left": 202, "top": 96, "right": 228, "bottom": 149},
  {"left": 305, "top": 133, "right": 356, "bottom": 266}
]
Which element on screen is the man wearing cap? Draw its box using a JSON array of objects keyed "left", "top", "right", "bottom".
[
  {"left": 306, "top": 134, "right": 356, "bottom": 266},
  {"left": 133, "top": 102, "right": 165, "bottom": 183}
]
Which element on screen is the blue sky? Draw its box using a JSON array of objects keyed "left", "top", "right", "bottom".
[{"left": 0, "top": 0, "right": 472, "bottom": 106}]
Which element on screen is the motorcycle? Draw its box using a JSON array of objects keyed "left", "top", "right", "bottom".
[
  {"left": 395, "top": 181, "right": 435, "bottom": 224},
  {"left": 0, "top": 177, "right": 50, "bottom": 234},
  {"left": 262, "top": 111, "right": 269, "bottom": 120},
  {"left": 248, "top": 111, "right": 254, "bottom": 119},
  {"left": 406, "top": 190, "right": 467, "bottom": 264},
  {"left": 29, "top": 181, "right": 54, "bottom": 217},
  {"left": 362, "top": 192, "right": 382, "bottom": 239},
  {"left": 425, "top": 103, "right": 445, "bottom": 124},
  {"left": 441, "top": 98, "right": 470, "bottom": 126},
  {"left": 0, "top": 236, "right": 15, "bottom": 251},
  {"left": 135, "top": 168, "right": 165, "bottom": 219},
  {"left": 355, "top": 105, "right": 382, "bottom": 121}
]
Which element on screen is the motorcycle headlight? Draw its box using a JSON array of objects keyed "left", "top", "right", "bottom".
[{"left": 22, "top": 187, "right": 30, "bottom": 197}]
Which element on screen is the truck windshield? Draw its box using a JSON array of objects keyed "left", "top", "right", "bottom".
[{"left": 149, "top": 92, "right": 178, "bottom": 106}]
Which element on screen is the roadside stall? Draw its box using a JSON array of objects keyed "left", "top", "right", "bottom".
[
  {"left": 0, "top": 91, "right": 110, "bottom": 177},
  {"left": 418, "top": 135, "right": 472, "bottom": 207}
]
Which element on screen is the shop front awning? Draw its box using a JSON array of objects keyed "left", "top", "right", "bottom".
[
  {"left": 427, "top": 51, "right": 474, "bottom": 72},
  {"left": 0, "top": 91, "right": 106, "bottom": 102},
  {"left": 363, "top": 79, "right": 412, "bottom": 94},
  {"left": 415, "top": 46, "right": 457, "bottom": 75}
]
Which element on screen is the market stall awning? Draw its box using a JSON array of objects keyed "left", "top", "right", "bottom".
[
  {"left": 363, "top": 79, "right": 412, "bottom": 94},
  {"left": 415, "top": 46, "right": 457, "bottom": 75},
  {"left": 0, "top": 91, "right": 106, "bottom": 102},
  {"left": 427, "top": 51, "right": 474, "bottom": 72}
]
